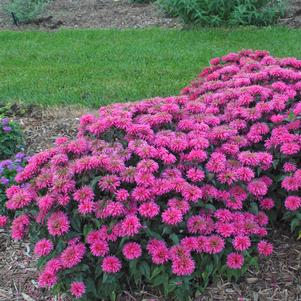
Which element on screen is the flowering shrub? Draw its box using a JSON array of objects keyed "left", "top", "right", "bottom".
[
  {"left": 0, "top": 152, "right": 28, "bottom": 225},
  {"left": 4, "top": 50, "right": 301, "bottom": 300},
  {"left": 0, "top": 117, "right": 23, "bottom": 160}
]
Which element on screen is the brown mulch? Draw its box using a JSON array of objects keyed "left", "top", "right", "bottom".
[
  {"left": 0, "top": 107, "right": 300, "bottom": 301},
  {"left": 281, "top": 0, "right": 301, "bottom": 28},
  {"left": 0, "top": 0, "right": 179, "bottom": 30},
  {"left": 15, "top": 105, "right": 96, "bottom": 154}
]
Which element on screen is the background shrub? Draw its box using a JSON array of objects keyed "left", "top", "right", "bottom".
[
  {"left": 2, "top": 0, "right": 50, "bottom": 24},
  {"left": 156, "top": 0, "right": 286, "bottom": 26}
]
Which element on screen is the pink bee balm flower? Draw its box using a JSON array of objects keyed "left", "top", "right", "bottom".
[
  {"left": 257, "top": 240, "right": 273, "bottom": 256},
  {"left": 162, "top": 208, "right": 183, "bottom": 225},
  {"left": 205, "top": 235, "right": 225, "bottom": 254},
  {"left": 60, "top": 243, "right": 86, "bottom": 268},
  {"left": 0, "top": 215, "right": 8, "bottom": 228},
  {"left": 138, "top": 201, "right": 160, "bottom": 218},
  {"left": 47, "top": 211, "right": 70, "bottom": 236},
  {"left": 122, "top": 242, "right": 142, "bottom": 260},
  {"left": 121, "top": 215, "right": 141, "bottom": 237},
  {"left": 34, "top": 239, "right": 53, "bottom": 257},
  {"left": 70, "top": 281, "right": 86, "bottom": 299},
  {"left": 171, "top": 256, "right": 196, "bottom": 276},
  {"left": 38, "top": 271, "right": 57, "bottom": 288},
  {"left": 102, "top": 256, "right": 122, "bottom": 273},
  {"left": 90, "top": 240, "right": 109, "bottom": 257},
  {"left": 259, "top": 198, "right": 274, "bottom": 210},
  {"left": 226, "top": 253, "right": 244, "bottom": 269},
  {"left": 11, "top": 214, "right": 30, "bottom": 240},
  {"left": 283, "top": 162, "right": 297, "bottom": 173},
  {"left": 285, "top": 196, "right": 301, "bottom": 211},
  {"left": 280, "top": 143, "right": 300, "bottom": 155},
  {"left": 247, "top": 180, "right": 268, "bottom": 197},
  {"left": 232, "top": 236, "right": 251, "bottom": 251},
  {"left": 73, "top": 186, "right": 94, "bottom": 203}
]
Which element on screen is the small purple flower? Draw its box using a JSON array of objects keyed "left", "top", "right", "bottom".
[
  {"left": 1, "top": 118, "right": 9, "bottom": 126},
  {"left": 16, "top": 166, "right": 24, "bottom": 173},
  {"left": 0, "top": 167, "right": 3, "bottom": 174},
  {"left": 0, "top": 177, "right": 9, "bottom": 186},
  {"left": 0, "top": 160, "right": 12, "bottom": 168},
  {"left": 2, "top": 126, "right": 11, "bottom": 132},
  {"left": 7, "top": 164, "right": 15, "bottom": 171},
  {"left": 15, "top": 152, "right": 25, "bottom": 160}
]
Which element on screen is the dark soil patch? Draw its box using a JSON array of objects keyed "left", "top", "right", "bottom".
[
  {"left": 281, "top": 0, "right": 301, "bottom": 27},
  {"left": 0, "top": 107, "right": 300, "bottom": 301},
  {"left": 0, "top": 0, "right": 179, "bottom": 30}
]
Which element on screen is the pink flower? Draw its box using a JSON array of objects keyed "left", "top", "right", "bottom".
[
  {"left": 162, "top": 208, "right": 183, "bottom": 225},
  {"left": 248, "top": 180, "right": 268, "bottom": 197},
  {"left": 216, "top": 222, "right": 234, "bottom": 237},
  {"left": 280, "top": 143, "right": 300, "bottom": 155},
  {"left": 73, "top": 186, "right": 94, "bottom": 203},
  {"left": 44, "top": 258, "right": 62, "bottom": 274},
  {"left": 38, "top": 270, "right": 57, "bottom": 288},
  {"left": 102, "top": 256, "right": 122, "bottom": 273},
  {"left": 138, "top": 202, "right": 160, "bottom": 218},
  {"left": 60, "top": 243, "right": 86, "bottom": 268},
  {"left": 11, "top": 214, "right": 30, "bottom": 240},
  {"left": 232, "top": 236, "right": 251, "bottom": 251},
  {"left": 47, "top": 211, "right": 70, "bottom": 236},
  {"left": 285, "top": 196, "right": 301, "bottom": 211},
  {"left": 257, "top": 240, "right": 273, "bottom": 256},
  {"left": 204, "top": 235, "right": 225, "bottom": 254},
  {"left": 121, "top": 215, "right": 141, "bottom": 237},
  {"left": 260, "top": 198, "right": 274, "bottom": 210},
  {"left": 147, "top": 239, "right": 169, "bottom": 264},
  {"left": 226, "top": 253, "right": 244, "bottom": 269},
  {"left": 78, "top": 199, "right": 95, "bottom": 215},
  {"left": 90, "top": 240, "right": 109, "bottom": 257},
  {"left": 283, "top": 162, "right": 297, "bottom": 173},
  {"left": 0, "top": 215, "right": 8, "bottom": 228},
  {"left": 172, "top": 256, "right": 195, "bottom": 276},
  {"left": 122, "top": 242, "right": 142, "bottom": 260},
  {"left": 70, "top": 281, "right": 86, "bottom": 298},
  {"left": 34, "top": 239, "right": 53, "bottom": 257}
]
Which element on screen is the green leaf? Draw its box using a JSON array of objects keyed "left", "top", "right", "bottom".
[
  {"left": 150, "top": 266, "right": 164, "bottom": 280},
  {"left": 139, "top": 261, "right": 151, "bottom": 279}
]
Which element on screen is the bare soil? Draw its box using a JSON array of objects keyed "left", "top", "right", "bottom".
[
  {"left": 0, "top": 0, "right": 179, "bottom": 30},
  {"left": 282, "top": 0, "right": 301, "bottom": 28},
  {"left": 0, "top": 107, "right": 300, "bottom": 301}
]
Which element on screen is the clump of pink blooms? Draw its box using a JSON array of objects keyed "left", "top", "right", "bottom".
[{"left": 4, "top": 49, "right": 301, "bottom": 299}]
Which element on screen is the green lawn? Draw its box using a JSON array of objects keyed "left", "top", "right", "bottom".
[{"left": 1, "top": 27, "right": 301, "bottom": 107}]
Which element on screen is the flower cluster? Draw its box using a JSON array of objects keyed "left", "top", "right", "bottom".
[
  {"left": 5, "top": 50, "right": 301, "bottom": 300},
  {"left": 0, "top": 152, "right": 28, "bottom": 226}
]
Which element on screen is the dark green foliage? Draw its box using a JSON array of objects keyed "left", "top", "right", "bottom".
[
  {"left": 0, "top": 118, "right": 23, "bottom": 160},
  {"left": 156, "top": 0, "right": 286, "bottom": 26}
]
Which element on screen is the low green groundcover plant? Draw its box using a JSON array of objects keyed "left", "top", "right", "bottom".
[
  {"left": 2, "top": 50, "right": 301, "bottom": 300},
  {"left": 156, "top": 0, "right": 286, "bottom": 26},
  {"left": 2, "top": 0, "right": 50, "bottom": 24},
  {"left": 0, "top": 117, "right": 23, "bottom": 160}
]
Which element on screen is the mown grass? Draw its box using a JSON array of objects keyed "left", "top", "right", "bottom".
[{"left": 0, "top": 27, "right": 301, "bottom": 107}]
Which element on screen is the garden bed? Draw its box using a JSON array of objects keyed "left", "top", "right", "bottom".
[
  {"left": 0, "top": 0, "right": 179, "bottom": 30},
  {"left": 0, "top": 106, "right": 300, "bottom": 301}
]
